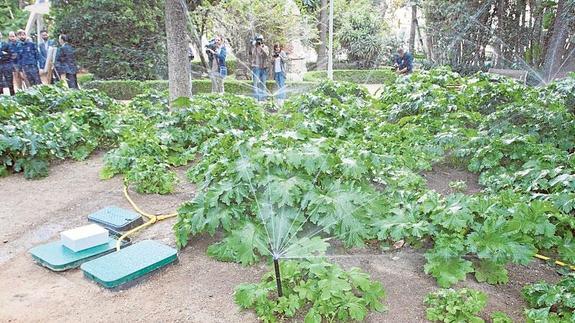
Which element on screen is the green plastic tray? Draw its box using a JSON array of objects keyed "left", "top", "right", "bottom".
[
  {"left": 29, "top": 237, "right": 129, "bottom": 271},
  {"left": 88, "top": 207, "right": 143, "bottom": 232},
  {"left": 81, "top": 240, "right": 177, "bottom": 289}
]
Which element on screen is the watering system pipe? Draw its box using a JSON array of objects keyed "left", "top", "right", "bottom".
[
  {"left": 115, "top": 184, "right": 178, "bottom": 251},
  {"left": 273, "top": 256, "right": 283, "bottom": 298},
  {"left": 534, "top": 253, "right": 575, "bottom": 271}
]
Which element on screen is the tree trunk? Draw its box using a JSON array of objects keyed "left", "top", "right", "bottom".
[
  {"left": 234, "top": 37, "right": 251, "bottom": 80},
  {"left": 543, "top": 0, "right": 574, "bottom": 82},
  {"left": 409, "top": 5, "right": 417, "bottom": 54},
  {"left": 378, "top": 0, "right": 388, "bottom": 19},
  {"left": 425, "top": 33, "right": 435, "bottom": 62},
  {"left": 165, "top": 0, "right": 192, "bottom": 106},
  {"left": 415, "top": 19, "right": 427, "bottom": 59},
  {"left": 317, "top": 0, "right": 328, "bottom": 70}
]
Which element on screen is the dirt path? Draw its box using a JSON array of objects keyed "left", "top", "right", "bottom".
[
  {"left": 361, "top": 84, "right": 384, "bottom": 96},
  {"left": 0, "top": 153, "right": 561, "bottom": 322}
]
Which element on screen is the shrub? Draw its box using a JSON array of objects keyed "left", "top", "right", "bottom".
[
  {"left": 338, "top": 5, "right": 387, "bottom": 68},
  {"left": 303, "top": 69, "right": 397, "bottom": 84},
  {"left": 52, "top": 0, "right": 167, "bottom": 80},
  {"left": 84, "top": 79, "right": 318, "bottom": 100},
  {"left": 191, "top": 59, "right": 238, "bottom": 76},
  {"left": 77, "top": 73, "right": 94, "bottom": 85},
  {"left": 235, "top": 260, "right": 386, "bottom": 322},
  {"left": 424, "top": 288, "right": 487, "bottom": 322}
]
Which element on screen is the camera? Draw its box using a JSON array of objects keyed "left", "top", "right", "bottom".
[
  {"left": 252, "top": 35, "right": 264, "bottom": 46},
  {"left": 205, "top": 39, "right": 217, "bottom": 55}
]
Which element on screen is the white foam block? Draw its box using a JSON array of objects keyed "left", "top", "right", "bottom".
[{"left": 61, "top": 224, "right": 109, "bottom": 252}]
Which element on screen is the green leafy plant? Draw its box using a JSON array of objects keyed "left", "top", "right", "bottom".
[
  {"left": 0, "top": 85, "right": 119, "bottom": 179},
  {"left": 449, "top": 180, "right": 468, "bottom": 193},
  {"left": 522, "top": 275, "right": 575, "bottom": 322},
  {"left": 424, "top": 288, "right": 487, "bottom": 323},
  {"left": 234, "top": 260, "right": 386, "bottom": 322},
  {"left": 491, "top": 311, "right": 513, "bottom": 323}
]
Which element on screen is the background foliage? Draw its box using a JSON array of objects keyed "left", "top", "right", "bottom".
[
  {"left": 51, "top": 0, "right": 167, "bottom": 80},
  {"left": 0, "top": 0, "right": 29, "bottom": 33}
]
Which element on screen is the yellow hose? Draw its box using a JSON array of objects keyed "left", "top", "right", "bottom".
[
  {"left": 115, "top": 185, "right": 178, "bottom": 251},
  {"left": 534, "top": 254, "right": 575, "bottom": 271}
]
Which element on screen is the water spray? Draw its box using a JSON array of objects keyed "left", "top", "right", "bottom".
[{"left": 273, "top": 253, "right": 283, "bottom": 298}]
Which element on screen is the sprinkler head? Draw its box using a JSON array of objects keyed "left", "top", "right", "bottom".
[{"left": 273, "top": 257, "right": 283, "bottom": 298}]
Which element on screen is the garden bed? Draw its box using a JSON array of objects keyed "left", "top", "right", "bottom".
[{"left": 0, "top": 153, "right": 560, "bottom": 322}]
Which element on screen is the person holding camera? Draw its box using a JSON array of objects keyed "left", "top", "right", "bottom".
[
  {"left": 250, "top": 35, "right": 269, "bottom": 101},
  {"left": 272, "top": 43, "right": 288, "bottom": 106},
  {"left": 206, "top": 35, "right": 227, "bottom": 93}
]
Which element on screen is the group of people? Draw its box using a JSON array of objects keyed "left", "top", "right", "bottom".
[
  {"left": 200, "top": 34, "right": 289, "bottom": 105},
  {"left": 250, "top": 35, "right": 289, "bottom": 105},
  {"left": 2, "top": 28, "right": 413, "bottom": 99},
  {"left": 205, "top": 35, "right": 411, "bottom": 104},
  {"left": 0, "top": 29, "right": 78, "bottom": 96}
]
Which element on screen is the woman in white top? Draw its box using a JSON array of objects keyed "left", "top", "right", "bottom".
[{"left": 272, "top": 43, "right": 288, "bottom": 105}]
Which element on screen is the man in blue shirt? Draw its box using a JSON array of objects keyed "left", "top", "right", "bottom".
[
  {"left": 396, "top": 48, "right": 413, "bottom": 75},
  {"left": 0, "top": 32, "right": 15, "bottom": 95},
  {"left": 7, "top": 31, "right": 24, "bottom": 90},
  {"left": 15, "top": 30, "right": 41, "bottom": 86},
  {"left": 38, "top": 30, "right": 56, "bottom": 70}
]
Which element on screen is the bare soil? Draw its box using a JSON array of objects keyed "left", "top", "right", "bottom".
[
  {"left": 0, "top": 153, "right": 561, "bottom": 322},
  {"left": 422, "top": 163, "right": 483, "bottom": 196}
]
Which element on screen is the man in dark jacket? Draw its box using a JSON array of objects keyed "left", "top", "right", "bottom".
[
  {"left": 55, "top": 34, "right": 78, "bottom": 89},
  {"left": 15, "top": 30, "right": 41, "bottom": 86},
  {"left": 0, "top": 32, "right": 15, "bottom": 95},
  {"left": 38, "top": 30, "right": 56, "bottom": 70},
  {"left": 396, "top": 48, "right": 414, "bottom": 75},
  {"left": 7, "top": 31, "right": 24, "bottom": 90},
  {"left": 38, "top": 30, "right": 58, "bottom": 83}
]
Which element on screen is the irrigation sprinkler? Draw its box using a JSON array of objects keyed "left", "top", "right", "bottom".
[{"left": 273, "top": 255, "right": 283, "bottom": 298}]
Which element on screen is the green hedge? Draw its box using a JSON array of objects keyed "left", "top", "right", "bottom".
[
  {"left": 84, "top": 79, "right": 318, "bottom": 100},
  {"left": 77, "top": 73, "right": 94, "bottom": 85},
  {"left": 191, "top": 59, "right": 238, "bottom": 75},
  {"left": 303, "top": 69, "right": 397, "bottom": 84}
]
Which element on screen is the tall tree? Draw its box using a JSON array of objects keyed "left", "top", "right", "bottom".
[
  {"left": 165, "top": 0, "right": 192, "bottom": 104},
  {"left": 317, "top": 0, "right": 329, "bottom": 70},
  {"left": 409, "top": 4, "right": 417, "bottom": 54},
  {"left": 543, "top": 0, "right": 575, "bottom": 81}
]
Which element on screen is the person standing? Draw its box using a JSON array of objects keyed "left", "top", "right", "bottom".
[
  {"left": 251, "top": 35, "right": 269, "bottom": 101},
  {"left": 206, "top": 35, "right": 227, "bottom": 94},
  {"left": 395, "top": 48, "right": 414, "bottom": 75},
  {"left": 55, "top": 34, "right": 79, "bottom": 89},
  {"left": 0, "top": 33, "right": 15, "bottom": 95},
  {"left": 15, "top": 30, "right": 41, "bottom": 86},
  {"left": 38, "top": 30, "right": 58, "bottom": 83},
  {"left": 38, "top": 30, "right": 56, "bottom": 71},
  {"left": 7, "top": 31, "right": 25, "bottom": 90},
  {"left": 272, "top": 44, "right": 288, "bottom": 106}
]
